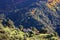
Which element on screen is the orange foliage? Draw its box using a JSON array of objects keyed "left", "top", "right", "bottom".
[
  {"left": 46, "top": 0, "right": 60, "bottom": 8},
  {"left": 31, "top": 10, "right": 36, "bottom": 15}
]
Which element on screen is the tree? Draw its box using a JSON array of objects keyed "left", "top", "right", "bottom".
[
  {"left": 19, "top": 25, "right": 23, "bottom": 31},
  {"left": 6, "top": 19, "right": 15, "bottom": 28},
  {"left": 0, "top": 14, "right": 5, "bottom": 23},
  {"left": 39, "top": 28, "right": 47, "bottom": 34},
  {"left": 31, "top": 27, "right": 37, "bottom": 31}
]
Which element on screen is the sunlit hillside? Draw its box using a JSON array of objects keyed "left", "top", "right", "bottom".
[{"left": 0, "top": 19, "right": 59, "bottom": 40}]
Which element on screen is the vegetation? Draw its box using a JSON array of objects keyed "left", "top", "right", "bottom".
[{"left": 0, "top": 18, "right": 60, "bottom": 40}]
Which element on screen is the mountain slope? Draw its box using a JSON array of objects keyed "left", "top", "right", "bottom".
[{"left": 0, "top": 0, "right": 60, "bottom": 36}]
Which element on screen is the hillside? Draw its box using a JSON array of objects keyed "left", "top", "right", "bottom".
[
  {"left": 0, "top": 20, "right": 59, "bottom": 40},
  {"left": 0, "top": 0, "right": 60, "bottom": 40}
]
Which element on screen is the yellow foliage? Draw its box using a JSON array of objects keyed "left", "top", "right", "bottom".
[
  {"left": 31, "top": 9, "right": 36, "bottom": 15},
  {"left": 0, "top": 22, "right": 59, "bottom": 40},
  {"left": 46, "top": 0, "right": 60, "bottom": 9},
  {"left": 3, "top": 27, "right": 11, "bottom": 34}
]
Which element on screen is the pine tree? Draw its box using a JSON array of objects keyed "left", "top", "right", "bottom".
[{"left": 19, "top": 25, "right": 23, "bottom": 31}]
